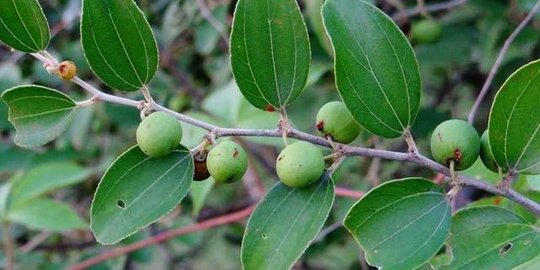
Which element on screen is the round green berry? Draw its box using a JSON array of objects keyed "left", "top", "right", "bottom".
[
  {"left": 276, "top": 141, "right": 325, "bottom": 188},
  {"left": 316, "top": 101, "right": 361, "bottom": 144},
  {"left": 480, "top": 131, "right": 503, "bottom": 173},
  {"left": 136, "top": 112, "right": 182, "bottom": 158},
  {"left": 207, "top": 141, "right": 248, "bottom": 183},
  {"left": 411, "top": 19, "right": 442, "bottom": 44},
  {"left": 430, "top": 119, "right": 480, "bottom": 171}
]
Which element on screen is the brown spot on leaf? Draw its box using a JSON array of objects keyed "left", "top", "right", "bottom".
[
  {"left": 117, "top": 200, "right": 126, "bottom": 209},
  {"left": 265, "top": 104, "right": 276, "bottom": 112}
]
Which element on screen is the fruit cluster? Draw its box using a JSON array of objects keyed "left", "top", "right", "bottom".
[
  {"left": 136, "top": 104, "right": 499, "bottom": 189},
  {"left": 135, "top": 101, "right": 362, "bottom": 188}
]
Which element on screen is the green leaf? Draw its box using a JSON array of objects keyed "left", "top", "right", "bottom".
[
  {"left": 81, "top": 0, "right": 159, "bottom": 91},
  {"left": 1, "top": 85, "right": 77, "bottom": 148},
  {"left": 7, "top": 198, "right": 87, "bottom": 232},
  {"left": 306, "top": 0, "right": 333, "bottom": 56},
  {"left": 0, "top": 0, "right": 50, "bottom": 52},
  {"left": 230, "top": 0, "right": 311, "bottom": 110},
  {"left": 322, "top": 0, "right": 421, "bottom": 138},
  {"left": 190, "top": 178, "right": 215, "bottom": 216},
  {"left": 344, "top": 178, "right": 451, "bottom": 270},
  {"left": 10, "top": 162, "right": 91, "bottom": 205},
  {"left": 91, "top": 145, "right": 193, "bottom": 244},
  {"left": 488, "top": 60, "right": 540, "bottom": 174},
  {"left": 241, "top": 175, "right": 335, "bottom": 270},
  {"left": 441, "top": 206, "right": 540, "bottom": 269}
]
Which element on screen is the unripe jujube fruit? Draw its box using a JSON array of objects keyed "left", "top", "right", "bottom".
[
  {"left": 430, "top": 119, "right": 480, "bottom": 171},
  {"left": 480, "top": 131, "right": 503, "bottom": 173},
  {"left": 207, "top": 141, "right": 247, "bottom": 183},
  {"left": 316, "top": 101, "right": 361, "bottom": 144},
  {"left": 276, "top": 141, "right": 325, "bottom": 188},
  {"left": 136, "top": 112, "right": 182, "bottom": 158},
  {"left": 411, "top": 19, "right": 442, "bottom": 44},
  {"left": 58, "top": 61, "right": 77, "bottom": 80},
  {"left": 193, "top": 152, "right": 211, "bottom": 181}
]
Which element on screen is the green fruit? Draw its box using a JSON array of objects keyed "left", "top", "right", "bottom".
[
  {"left": 480, "top": 131, "right": 503, "bottom": 173},
  {"left": 430, "top": 119, "right": 480, "bottom": 171},
  {"left": 207, "top": 141, "right": 248, "bottom": 183},
  {"left": 136, "top": 112, "right": 182, "bottom": 158},
  {"left": 316, "top": 101, "right": 361, "bottom": 144},
  {"left": 411, "top": 19, "right": 442, "bottom": 44},
  {"left": 276, "top": 141, "right": 325, "bottom": 188}
]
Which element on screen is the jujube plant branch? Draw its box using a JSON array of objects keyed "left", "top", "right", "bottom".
[{"left": 27, "top": 50, "right": 540, "bottom": 216}]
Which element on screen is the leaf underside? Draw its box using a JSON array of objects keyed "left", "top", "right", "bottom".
[
  {"left": 322, "top": 0, "right": 421, "bottom": 138},
  {"left": 1, "top": 85, "right": 76, "bottom": 148}
]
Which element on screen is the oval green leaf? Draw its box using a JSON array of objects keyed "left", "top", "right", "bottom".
[
  {"left": 1, "top": 85, "right": 76, "bottom": 148},
  {"left": 241, "top": 175, "right": 335, "bottom": 270},
  {"left": 90, "top": 145, "right": 193, "bottom": 244},
  {"left": 442, "top": 206, "right": 540, "bottom": 269},
  {"left": 81, "top": 0, "right": 159, "bottom": 91},
  {"left": 344, "top": 178, "right": 451, "bottom": 270},
  {"left": 488, "top": 60, "right": 540, "bottom": 174},
  {"left": 0, "top": 0, "right": 50, "bottom": 52},
  {"left": 230, "top": 0, "right": 311, "bottom": 110},
  {"left": 7, "top": 198, "right": 87, "bottom": 232},
  {"left": 10, "top": 162, "right": 91, "bottom": 205},
  {"left": 322, "top": 0, "right": 421, "bottom": 138}
]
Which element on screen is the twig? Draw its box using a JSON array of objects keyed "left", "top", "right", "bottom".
[
  {"left": 195, "top": 0, "right": 229, "bottom": 47},
  {"left": 24, "top": 51, "right": 540, "bottom": 217},
  {"left": 335, "top": 187, "right": 364, "bottom": 199},
  {"left": 69, "top": 205, "right": 257, "bottom": 270},
  {"left": 468, "top": 0, "right": 540, "bottom": 124},
  {"left": 392, "top": 0, "right": 468, "bottom": 20},
  {"left": 20, "top": 232, "right": 50, "bottom": 254},
  {"left": 2, "top": 223, "right": 14, "bottom": 270}
]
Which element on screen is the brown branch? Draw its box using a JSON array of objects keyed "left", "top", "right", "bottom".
[
  {"left": 392, "top": 0, "right": 468, "bottom": 20},
  {"left": 2, "top": 223, "right": 14, "bottom": 270},
  {"left": 69, "top": 205, "right": 256, "bottom": 270},
  {"left": 335, "top": 187, "right": 365, "bottom": 199},
  {"left": 468, "top": 0, "right": 540, "bottom": 123}
]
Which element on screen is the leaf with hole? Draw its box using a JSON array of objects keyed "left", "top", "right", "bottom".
[
  {"left": 230, "top": 0, "right": 311, "bottom": 110},
  {"left": 81, "top": 0, "right": 159, "bottom": 91},
  {"left": 241, "top": 175, "right": 334, "bottom": 270},
  {"left": 1, "top": 85, "right": 77, "bottom": 148},
  {"left": 0, "top": 0, "right": 50, "bottom": 52},
  {"left": 344, "top": 178, "right": 451, "bottom": 270},
  {"left": 441, "top": 206, "right": 540, "bottom": 269},
  {"left": 10, "top": 162, "right": 91, "bottom": 205},
  {"left": 90, "top": 145, "right": 193, "bottom": 244},
  {"left": 322, "top": 0, "right": 421, "bottom": 138},
  {"left": 488, "top": 60, "right": 540, "bottom": 174},
  {"left": 7, "top": 198, "right": 87, "bottom": 232}
]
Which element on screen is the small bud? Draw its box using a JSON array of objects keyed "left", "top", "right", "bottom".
[{"left": 57, "top": 61, "right": 77, "bottom": 80}]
